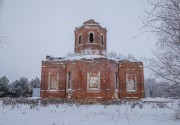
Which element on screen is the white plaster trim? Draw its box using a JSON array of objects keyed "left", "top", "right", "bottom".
[
  {"left": 86, "top": 89, "right": 102, "bottom": 93},
  {"left": 128, "top": 90, "right": 136, "bottom": 92},
  {"left": 115, "top": 89, "right": 119, "bottom": 91},
  {"left": 75, "top": 43, "right": 105, "bottom": 48},
  {"left": 84, "top": 24, "right": 99, "bottom": 26},
  {"left": 85, "top": 26, "right": 98, "bottom": 28},
  {"left": 48, "top": 90, "right": 59, "bottom": 92},
  {"left": 125, "top": 97, "right": 139, "bottom": 99},
  {"left": 126, "top": 69, "right": 136, "bottom": 71},
  {"left": 75, "top": 43, "right": 84, "bottom": 48}
]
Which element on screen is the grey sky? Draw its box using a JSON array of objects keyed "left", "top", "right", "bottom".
[{"left": 0, "top": 0, "right": 156, "bottom": 82}]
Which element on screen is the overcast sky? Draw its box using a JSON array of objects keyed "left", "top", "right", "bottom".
[{"left": 0, "top": 0, "right": 156, "bottom": 82}]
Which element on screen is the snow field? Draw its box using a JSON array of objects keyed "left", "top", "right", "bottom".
[{"left": 0, "top": 99, "right": 179, "bottom": 125}]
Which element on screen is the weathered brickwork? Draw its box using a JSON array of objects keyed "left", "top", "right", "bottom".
[
  {"left": 118, "top": 61, "right": 144, "bottom": 99},
  {"left": 40, "top": 19, "right": 145, "bottom": 100},
  {"left": 74, "top": 20, "right": 107, "bottom": 55}
]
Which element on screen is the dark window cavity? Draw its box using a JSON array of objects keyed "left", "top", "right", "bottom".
[
  {"left": 78, "top": 35, "right": 81, "bottom": 44},
  {"left": 115, "top": 73, "right": 118, "bottom": 89},
  {"left": 67, "top": 72, "right": 71, "bottom": 89},
  {"left": 101, "top": 35, "right": 104, "bottom": 45},
  {"left": 89, "top": 33, "right": 94, "bottom": 43}
]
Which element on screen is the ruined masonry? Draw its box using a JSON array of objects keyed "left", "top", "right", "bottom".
[{"left": 40, "top": 19, "right": 145, "bottom": 100}]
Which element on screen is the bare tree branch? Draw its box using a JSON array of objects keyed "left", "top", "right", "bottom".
[{"left": 142, "top": 0, "right": 180, "bottom": 84}]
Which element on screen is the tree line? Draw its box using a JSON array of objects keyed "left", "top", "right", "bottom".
[
  {"left": 145, "top": 78, "right": 180, "bottom": 98},
  {"left": 0, "top": 76, "right": 40, "bottom": 97}
]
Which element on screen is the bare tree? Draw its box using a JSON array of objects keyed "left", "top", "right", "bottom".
[
  {"left": 142, "top": 0, "right": 180, "bottom": 84},
  {"left": 0, "top": 0, "right": 5, "bottom": 48},
  {"left": 142, "top": 0, "right": 180, "bottom": 119}
]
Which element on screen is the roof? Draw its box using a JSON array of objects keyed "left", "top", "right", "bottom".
[
  {"left": 83, "top": 19, "right": 99, "bottom": 25},
  {"left": 75, "top": 19, "right": 107, "bottom": 31}
]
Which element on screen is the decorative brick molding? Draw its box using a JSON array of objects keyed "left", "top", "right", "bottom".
[{"left": 40, "top": 20, "right": 145, "bottom": 100}]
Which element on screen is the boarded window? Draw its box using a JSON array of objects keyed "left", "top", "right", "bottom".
[
  {"left": 126, "top": 73, "right": 136, "bottom": 91},
  {"left": 48, "top": 69, "right": 59, "bottom": 91},
  {"left": 87, "top": 71, "right": 100, "bottom": 90}
]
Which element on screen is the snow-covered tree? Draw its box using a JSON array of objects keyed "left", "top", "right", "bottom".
[
  {"left": 142, "top": 0, "right": 180, "bottom": 85},
  {"left": 0, "top": 76, "right": 9, "bottom": 96},
  {"left": 166, "top": 83, "right": 180, "bottom": 98},
  {"left": 107, "top": 51, "right": 118, "bottom": 58},
  {"left": 9, "top": 77, "right": 30, "bottom": 97},
  {"left": 145, "top": 78, "right": 170, "bottom": 98},
  {"left": 30, "top": 77, "right": 40, "bottom": 88}
]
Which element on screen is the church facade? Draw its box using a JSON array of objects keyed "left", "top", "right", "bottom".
[{"left": 40, "top": 19, "right": 145, "bottom": 100}]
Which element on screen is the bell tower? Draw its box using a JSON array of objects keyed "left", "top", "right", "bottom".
[{"left": 74, "top": 19, "right": 107, "bottom": 55}]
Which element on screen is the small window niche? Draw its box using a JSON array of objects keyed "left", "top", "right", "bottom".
[
  {"left": 67, "top": 72, "right": 71, "bottom": 90},
  {"left": 101, "top": 35, "right": 104, "bottom": 45},
  {"left": 89, "top": 33, "right": 94, "bottom": 43},
  {"left": 78, "top": 35, "right": 81, "bottom": 44},
  {"left": 115, "top": 73, "right": 118, "bottom": 90}
]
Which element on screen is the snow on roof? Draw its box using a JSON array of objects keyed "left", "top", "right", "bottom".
[
  {"left": 65, "top": 54, "right": 105, "bottom": 61},
  {"left": 44, "top": 54, "right": 140, "bottom": 63},
  {"left": 44, "top": 49, "right": 140, "bottom": 62}
]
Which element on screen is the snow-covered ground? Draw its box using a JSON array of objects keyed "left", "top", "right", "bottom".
[{"left": 0, "top": 98, "right": 179, "bottom": 125}]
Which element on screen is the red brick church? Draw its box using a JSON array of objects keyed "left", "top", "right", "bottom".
[{"left": 40, "top": 19, "right": 145, "bottom": 100}]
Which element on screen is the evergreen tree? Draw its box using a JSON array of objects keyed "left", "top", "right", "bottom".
[
  {"left": 30, "top": 77, "right": 40, "bottom": 88},
  {"left": 10, "top": 77, "right": 30, "bottom": 97},
  {"left": 0, "top": 76, "right": 9, "bottom": 96}
]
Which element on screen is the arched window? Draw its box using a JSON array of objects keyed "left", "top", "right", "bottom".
[
  {"left": 101, "top": 35, "right": 104, "bottom": 45},
  {"left": 78, "top": 35, "right": 81, "bottom": 44},
  {"left": 89, "top": 33, "right": 94, "bottom": 43}
]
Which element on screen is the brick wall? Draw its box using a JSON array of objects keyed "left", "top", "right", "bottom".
[
  {"left": 118, "top": 61, "right": 145, "bottom": 99},
  {"left": 41, "top": 61, "right": 67, "bottom": 98},
  {"left": 74, "top": 25, "right": 107, "bottom": 55},
  {"left": 41, "top": 58, "right": 145, "bottom": 100}
]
